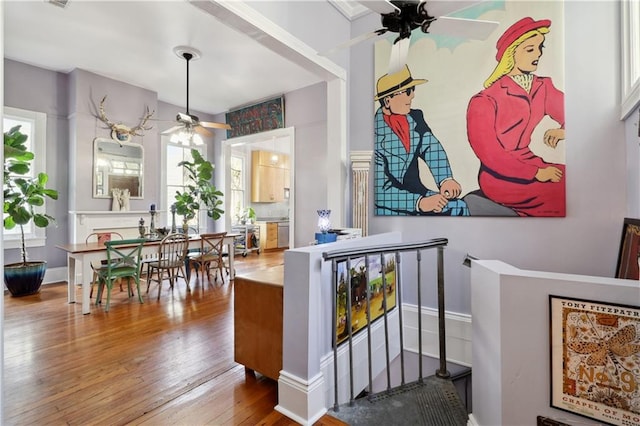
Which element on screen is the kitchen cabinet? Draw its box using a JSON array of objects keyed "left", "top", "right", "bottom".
[
  {"left": 251, "top": 150, "right": 289, "bottom": 203},
  {"left": 256, "top": 220, "right": 288, "bottom": 250}
]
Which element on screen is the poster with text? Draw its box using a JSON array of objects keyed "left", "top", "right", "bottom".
[{"left": 550, "top": 296, "right": 640, "bottom": 426}]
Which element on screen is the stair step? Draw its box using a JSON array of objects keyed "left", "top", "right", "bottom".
[{"left": 327, "top": 375, "right": 468, "bottom": 426}]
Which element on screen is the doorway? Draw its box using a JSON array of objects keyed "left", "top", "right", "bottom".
[{"left": 222, "top": 127, "right": 295, "bottom": 249}]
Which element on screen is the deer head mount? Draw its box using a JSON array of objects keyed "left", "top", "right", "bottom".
[{"left": 98, "top": 95, "right": 154, "bottom": 144}]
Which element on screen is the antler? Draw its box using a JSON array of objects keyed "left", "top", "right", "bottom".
[
  {"left": 98, "top": 95, "right": 116, "bottom": 128},
  {"left": 129, "top": 106, "right": 155, "bottom": 136}
]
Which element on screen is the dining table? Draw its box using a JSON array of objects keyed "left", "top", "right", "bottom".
[{"left": 56, "top": 232, "right": 241, "bottom": 314}]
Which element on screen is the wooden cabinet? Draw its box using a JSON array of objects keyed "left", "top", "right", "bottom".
[
  {"left": 257, "top": 222, "right": 279, "bottom": 250},
  {"left": 251, "top": 150, "right": 289, "bottom": 203},
  {"left": 234, "top": 266, "right": 283, "bottom": 380}
]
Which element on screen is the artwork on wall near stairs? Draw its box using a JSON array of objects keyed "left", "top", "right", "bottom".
[{"left": 373, "top": 1, "right": 566, "bottom": 217}]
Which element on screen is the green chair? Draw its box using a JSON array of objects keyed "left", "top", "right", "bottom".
[{"left": 95, "top": 238, "right": 146, "bottom": 312}]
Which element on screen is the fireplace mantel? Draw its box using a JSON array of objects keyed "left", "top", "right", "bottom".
[{"left": 69, "top": 210, "right": 167, "bottom": 243}]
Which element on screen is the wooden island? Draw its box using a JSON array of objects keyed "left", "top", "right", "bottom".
[{"left": 233, "top": 265, "right": 283, "bottom": 380}]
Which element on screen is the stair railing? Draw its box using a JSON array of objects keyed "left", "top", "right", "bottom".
[{"left": 322, "top": 238, "right": 449, "bottom": 411}]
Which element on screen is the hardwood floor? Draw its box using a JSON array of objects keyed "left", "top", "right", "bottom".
[{"left": 3, "top": 250, "right": 346, "bottom": 425}]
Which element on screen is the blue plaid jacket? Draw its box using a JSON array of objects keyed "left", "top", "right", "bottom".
[{"left": 374, "top": 108, "right": 468, "bottom": 216}]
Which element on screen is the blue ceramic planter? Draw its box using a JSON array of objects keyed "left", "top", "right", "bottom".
[{"left": 4, "top": 261, "right": 46, "bottom": 297}]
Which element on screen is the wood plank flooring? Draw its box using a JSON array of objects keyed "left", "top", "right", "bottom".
[{"left": 3, "top": 251, "right": 346, "bottom": 425}]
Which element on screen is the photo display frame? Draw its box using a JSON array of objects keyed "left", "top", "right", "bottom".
[
  {"left": 335, "top": 254, "right": 397, "bottom": 345},
  {"left": 615, "top": 218, "right": 640, "bottom": 279},
  {"left": 549, "top": 295, "right": 640, "bottom": 425}
]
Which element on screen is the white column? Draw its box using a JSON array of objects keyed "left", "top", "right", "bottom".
[{"left": 350, "top": 151, "right": 372, "bottom": 236}]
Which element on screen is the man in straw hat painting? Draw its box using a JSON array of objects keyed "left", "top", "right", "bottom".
[
  {"left": 466, "top": 17, "right": 565, "bottom": 217},
  {"left": 374, "top": 65, "right": 469, "bottom": 216}
]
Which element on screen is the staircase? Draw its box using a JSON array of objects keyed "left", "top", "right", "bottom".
[{"left": 321, "top": 239, "right": 469, "bottom": 425}]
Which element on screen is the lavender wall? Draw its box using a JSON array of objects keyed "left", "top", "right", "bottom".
[
  {"left": 4, "top": 59, "right": 69, "bottom": 267},
  {"left": 347, "top": 1, "right": 628, "bottom": 315}
]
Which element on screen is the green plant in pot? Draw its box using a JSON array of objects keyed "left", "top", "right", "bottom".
[
  {"left": 4, "top": 125, "right": 59, "bottom": 296},
  {"left": 173, "top": 149, "right": 224, "bottom": 233}
]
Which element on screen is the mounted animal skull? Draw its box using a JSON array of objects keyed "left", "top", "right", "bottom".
[{"left": 98, "top": 95, "right": 154, "bottom": 144}]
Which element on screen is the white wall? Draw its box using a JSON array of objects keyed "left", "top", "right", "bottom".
[
  {"left": 470, "top": 260, "right": 640, "bottom": 426},
  {"left": 348, "top": 1, "right": 627, "bottom": 316}
]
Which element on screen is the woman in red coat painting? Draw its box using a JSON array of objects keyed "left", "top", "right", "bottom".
[{"left": 466, "top": 17, "right": 565, "bottom": 217}]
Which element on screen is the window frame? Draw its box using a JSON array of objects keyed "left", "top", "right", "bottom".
[
  {"left": 3, "top": 106, "right": 48, "bottom": 249},
  {"left": 621, "top": 0, "right": 640, "bottom": 119},
  {"left": 161, "top": 136, "right": 208, "bottom": 233}
]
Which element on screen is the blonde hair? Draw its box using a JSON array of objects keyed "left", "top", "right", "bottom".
[{"left": 483, "top": 27, "right": 550, "bottom": 88}]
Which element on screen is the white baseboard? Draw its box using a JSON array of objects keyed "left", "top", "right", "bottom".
[
  {"left": 402, "top": 304, "right": 472, "bottom": 367},
  {"left": 276, "top": 370, "right": 327, "bottom": 426},
  {"left": 43, "top": 266, "right": 67, "bottom": 285}
]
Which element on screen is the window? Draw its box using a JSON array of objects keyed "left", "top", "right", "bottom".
[
  {"left": 621, "top": 0, "right": 640, "bottom": 118},
  {"left": 163, "top": 139, "right": 206, "bottom": 231},
  {"left": 3, "top": 107, "right": 48, "bottom": 249},
  {"left": 230, "top": 155, "right": 246, "bottom": 222}
]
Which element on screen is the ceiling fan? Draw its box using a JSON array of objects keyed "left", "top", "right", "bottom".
[
  {"left": 324, "top": 1, "right": 498, "bottom": 57},
  {"left": 161, "top": 46, "right": 231, "bottom": 145}
]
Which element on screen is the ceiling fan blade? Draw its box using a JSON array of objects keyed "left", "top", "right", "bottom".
[
  {"left": 161, "top": 125, "right": 184, "bottom": 135},
  {"left": 320, "top": 28, "right": 389, "bottom": 56},
  {"left": 200, "top": 121, "right": 232, "bottom": 130},
  {"left": 194, "top": 125, "right": 213, "bottom": 137},
  {"left": 428, "top": 16, "right": 499, "bottom": 40},
  {"left": 356, "top": 0, "right": 399, "bottom": 15},
  {"left": 388, "top": 37, "right": 410, "bottom": 74}
]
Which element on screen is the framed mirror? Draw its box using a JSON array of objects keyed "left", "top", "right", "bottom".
[{"left": 93, "top": 137, "right": 144, "bottom": 199}]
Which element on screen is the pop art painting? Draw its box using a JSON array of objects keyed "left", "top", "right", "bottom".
[{"left": 374, "top": 1, "right": 565, "bottom": 217}]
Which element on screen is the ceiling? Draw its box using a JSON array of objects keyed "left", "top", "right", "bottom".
[{"left": 3, "top": 0, "right": 337, "bottom": 117}]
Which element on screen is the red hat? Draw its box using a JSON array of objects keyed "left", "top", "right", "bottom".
[{"left": 495, "top": 17, "right": 551, "bottom": 61}]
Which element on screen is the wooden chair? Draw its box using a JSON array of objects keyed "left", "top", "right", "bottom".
[
  {"left": 85, "top": 232, "right": 124, "bottom": 298},
  {"left": 145, "top": 233, "right": 189, "bottom": 299},
  {"left": 187, "top": 232, "right": 228, "bottom": 284},
  {"left": 94, "top": 239, "right": 146, "bottom": 312}
]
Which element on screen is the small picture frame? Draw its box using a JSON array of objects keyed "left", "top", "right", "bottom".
[
  {"left": 549, "top": 295, "right": 640, "bottom": 425},
  {"left": 615, "top": 217, "right": 640, "bottom": 279},
  {"left": 334, "top": 254, "right": 397, "bottom": 346}
]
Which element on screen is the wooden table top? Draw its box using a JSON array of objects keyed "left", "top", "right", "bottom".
[
  {"left": 56, "top": 232, "right": 241, "bottom": 254},
  {"left": 235, "top": 265, "right": 284, "bottom": 287}
]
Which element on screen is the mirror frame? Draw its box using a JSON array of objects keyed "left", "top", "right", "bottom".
[{"left": 93, "top": 137, "right": 144, "bottom": 199}]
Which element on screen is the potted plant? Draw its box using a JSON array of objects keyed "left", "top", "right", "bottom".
[
  {"left": 173, "top": 149, "right": 224, "bottom": 232},
  {"left": 238, "top": 206, "right": 256, "bottom": 224},
  {"left": 4, "top": 125, "right": 59, "bottom": 296}
]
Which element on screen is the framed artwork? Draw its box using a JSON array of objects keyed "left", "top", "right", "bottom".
[
  {"left": 616, "top": 217, "right": 640, "bottom": 279},
  {"left": 225, "top": 96, "right": 284, "bottom": 139},
  {"left": 549, "top": 295, "right": 640, "bottom": 426},
  {"left": 335, "top": 254, "right": 397, "bottom": 345}
]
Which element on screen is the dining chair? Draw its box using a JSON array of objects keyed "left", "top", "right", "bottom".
[
  {"left": 85, "top": 231, "right": 124, "bottom": 298},
  {"left": 187, "top": 232, "right": 228, "bottom": 284},
  {"left": 94, "top": 238, "right": 146, "bottom": 312},
  {"left": 145, "top": 233, "right": 190, "bottom": 299}
]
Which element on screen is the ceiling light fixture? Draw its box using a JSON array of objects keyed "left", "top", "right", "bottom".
[{"left": 170, "top": 128, "right": 203, "bottom": 146}]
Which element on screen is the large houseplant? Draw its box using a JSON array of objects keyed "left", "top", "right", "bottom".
[
  {"left": 4, "top": 125, "right": 59, "bottom": 296},
  {"left": 174, "top": 148, "right": 224, "bottom": 232}
]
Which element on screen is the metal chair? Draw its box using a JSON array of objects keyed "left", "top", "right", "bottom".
[
  {"left": 145, "top": 233, "right": 189, "bottom": 299},
  {"left": 85, "top": 232, "right": 124, "bottom": 298},
  {"left": 94, "top": 238, "right": 146, "bottom": 312},
  {"left": 187, "top": 232, "right": 227, "bottom": 284}
]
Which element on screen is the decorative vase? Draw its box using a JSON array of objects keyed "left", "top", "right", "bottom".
[{"left": 4, "top": 261, "right": 47, "bottom": 296}]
